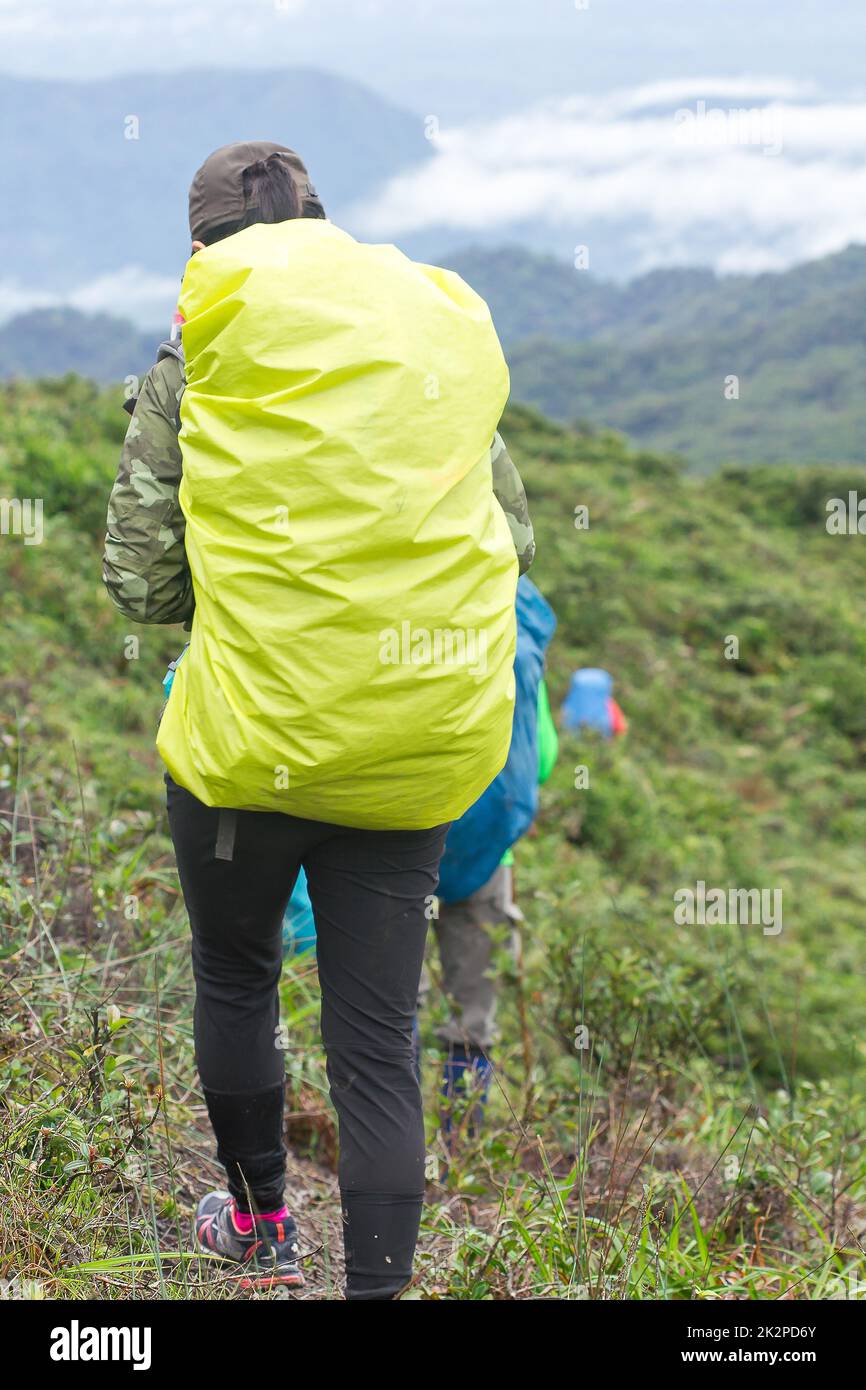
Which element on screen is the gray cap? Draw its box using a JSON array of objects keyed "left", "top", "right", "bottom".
[{"left": 188, "top": 140, "right": 319, "bottom": 242}]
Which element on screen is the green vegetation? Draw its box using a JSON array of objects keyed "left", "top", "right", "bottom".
[{"left": 2, "top": 378, "right": 865, "bottom": 1299}]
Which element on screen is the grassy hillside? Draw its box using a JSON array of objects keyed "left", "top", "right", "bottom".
[{"left": 2, "top": 377, "right": 866, "bottom": 1299}]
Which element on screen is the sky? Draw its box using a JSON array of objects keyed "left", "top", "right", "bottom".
[
  {"left": 3, "top": 0, "right": 866, "bottom": 320},
  {"left": 3, "top": 0, "right": 866, "bottom": 120}
]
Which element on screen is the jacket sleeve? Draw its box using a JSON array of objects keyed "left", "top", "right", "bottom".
[
  {"left": 102, "top": 357, "right": 194, "bottom": 625},
  {"left": 491, "top": 431, "right": 535, "bottom": 574}
]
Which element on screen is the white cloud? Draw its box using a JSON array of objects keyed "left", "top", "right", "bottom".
[
  {"left": 551, "top": 75, "right": 818, "bottom": 126},
  {"left": 0, "top": 266, "right": 179, "bottom": 328},
  {"left": 352, "top": 80, "right": 866, "bottom": 275}
]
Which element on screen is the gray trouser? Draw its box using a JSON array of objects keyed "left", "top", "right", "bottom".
[{"left": 419, "top": 863, "right": 519, "bottom": 1050}]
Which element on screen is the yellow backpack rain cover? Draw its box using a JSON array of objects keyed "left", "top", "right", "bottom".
[{"left": 156, "top": 219, "right": 518, "bottom": 828}]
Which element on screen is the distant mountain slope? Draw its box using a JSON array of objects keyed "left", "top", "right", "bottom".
[
  {"left": 509, "top": 329, "right": 866, "bottom": 470},
  {"left": 446, "top": 243, "right": 866, "bottom": 353},
  {"left": 0, "top": 68, "right": 431, "bottom": 294},
  {"left": 3, "top": 244, "right": 866, "bottom": 468},
  {"left": 0, "top": 309, "right": 157, "bottom": 387},
  {"left": 447, "top": 243, "right": 866, "bottom": 468}
]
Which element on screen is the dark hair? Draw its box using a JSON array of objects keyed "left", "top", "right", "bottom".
[{"left": 205, "top": 153, "right": 327, "bottom": 244}]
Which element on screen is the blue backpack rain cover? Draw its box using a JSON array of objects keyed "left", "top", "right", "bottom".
[
  {"left": 561, "top": 668, "right": 613, "bottom": 737},
  {"left": 437, "top": 576, "right": 557, "bottom": 904},
  {"left": 282, "top": 866, "right": 317, "bottom": 958}
]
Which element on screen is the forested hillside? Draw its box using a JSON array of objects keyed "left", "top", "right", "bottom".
[
  {"left": 2, "top": 378, "right": 865, "bottom": 1298},
  {"left": 5, "top": 242, "right": 866, "bottom": 469},
  {"left": 453, "top": 243, "right": 866, "bottom": 469}
]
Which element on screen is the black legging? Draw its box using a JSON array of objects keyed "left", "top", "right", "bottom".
[{"left": 165, "top": 774, "right": 449, "bottom": 1301}]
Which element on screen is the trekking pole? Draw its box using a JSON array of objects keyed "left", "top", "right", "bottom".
[{"left": 510, "top": 856, "right": 535, "bottom": 1099}]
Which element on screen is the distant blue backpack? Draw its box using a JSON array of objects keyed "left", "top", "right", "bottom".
[
  {"left": 437, "top": 576, "right": 557, "bottom": 904},
  {"left": 561, "top": 668, "right": 618, "bottom": 737}
]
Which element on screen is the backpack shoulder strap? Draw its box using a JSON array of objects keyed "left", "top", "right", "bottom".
[
  {"left": 156, "top": 339, "right": 186, "bottom": 432},
  {"left": 156, "top": 337, "right": 185, "bottom": 367},
  {"left": 122, "top": 336, "right": 186, "bottom": 428}
]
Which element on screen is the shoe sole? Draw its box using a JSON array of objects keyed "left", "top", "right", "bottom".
[
  {"left": 239, "top": 1269, "right": 306, "bottom": 1291},
  {"left": 193, "top": 1226, "right": 306, "bottom": 1290}
]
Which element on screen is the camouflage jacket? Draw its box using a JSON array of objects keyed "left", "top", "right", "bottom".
[{"left": 103, "top": 350, "right": 535, "bottom": 626}]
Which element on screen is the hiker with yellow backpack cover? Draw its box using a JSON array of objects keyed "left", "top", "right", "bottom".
[{"left": 102, "top": 142, "right": 535, "bottom": 1299}]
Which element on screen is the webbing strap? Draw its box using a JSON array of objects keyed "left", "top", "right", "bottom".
[{"left": 215, "top": 808, "right": 238, "bottom": 862}]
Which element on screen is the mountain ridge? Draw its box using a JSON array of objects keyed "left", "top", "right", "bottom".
[{"left": 1, "top": 66, "right": 432, "bottom": 297}]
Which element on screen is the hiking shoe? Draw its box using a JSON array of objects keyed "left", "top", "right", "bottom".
[
  {"left": 440, "top": 1043, "right": 493, "bottom": 1142},
  {"left": 193, "top": 1190, "right": 305, "bottom": 1289}
]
